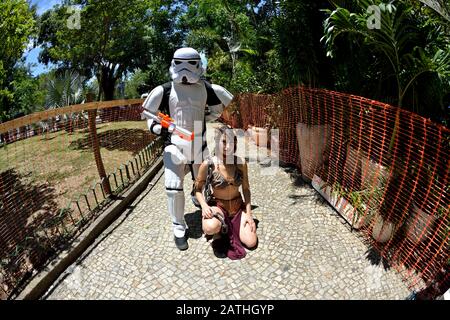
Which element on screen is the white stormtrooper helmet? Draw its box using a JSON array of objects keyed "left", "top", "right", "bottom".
[{"left": 169, "top": 47, "right": 204, "bottom": 84}]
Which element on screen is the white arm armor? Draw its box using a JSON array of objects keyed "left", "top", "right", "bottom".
[
  {"left": 208, "top": 84, "right": 234, "bottom": 119},
  {"left": 142, "top": 86, "right": 164, "bottom": 135}
]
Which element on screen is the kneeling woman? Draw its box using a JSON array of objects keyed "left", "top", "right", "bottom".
[{"left": 195, "top": 125, "right": 258, "bottom": 259}]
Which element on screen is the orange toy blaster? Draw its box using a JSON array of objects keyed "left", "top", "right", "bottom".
[{"left": 142, "top": 108, "right": 194, "bottom": 142}]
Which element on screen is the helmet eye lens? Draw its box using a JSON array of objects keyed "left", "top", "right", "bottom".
[
  {"left": 174, "top": 60, "right": 182, "bottom": 65},
  {"left": 188, "top": 61, "right": 197, "bottom": 65}
]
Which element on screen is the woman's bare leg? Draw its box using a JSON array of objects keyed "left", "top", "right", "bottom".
[
  {"left": 202, "top": 206, "right": 223, "bottom": 235},
  {"left": 239, "top": 211, "right": 257, "bottom": 249}
]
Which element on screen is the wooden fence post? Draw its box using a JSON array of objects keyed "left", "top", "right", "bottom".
[{"left": 87, "top": 93, "right": 111, "bottom": 196}]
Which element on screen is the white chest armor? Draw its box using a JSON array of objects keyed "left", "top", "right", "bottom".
[
  {"left": 143, "top": 79, "right": 233, "bottom": 163},
  {"left": 169, "top": 82, "right": 207, "bottom": 134},
  {"left": 168, "top": 82, "right": 207, "bottom": 162}
]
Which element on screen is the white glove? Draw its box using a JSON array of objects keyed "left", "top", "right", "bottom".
[
  {"left": 167, "top": 123, "right": 175, "bottom": 134},
  {"left": 147, "top": 119, "right": 162, "bottom": 135}
]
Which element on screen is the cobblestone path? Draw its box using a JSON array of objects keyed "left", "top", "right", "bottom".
[{"left": 44, "top": 122, "right": 411, "bottom": 300}]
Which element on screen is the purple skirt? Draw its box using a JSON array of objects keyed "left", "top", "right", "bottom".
[{"left": 215, "top": 197, "right": 247, "bottom": 260}]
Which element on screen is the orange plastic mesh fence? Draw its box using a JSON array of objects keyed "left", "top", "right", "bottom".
[
  {"left": 0, "top": 100, "right": 164, "bottom": 299},
  {"left": 222, "top": 86, "right": 449, "bottom": 293},
  {"left": 1, "top": 89, "right": 448, "bottom": 298}
]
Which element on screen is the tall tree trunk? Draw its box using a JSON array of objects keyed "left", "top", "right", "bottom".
[
  {"left": 102, "top": 79, "right": 116, "bottom": 101},
  {"left": 98, "top": 66, "right": 117, "bottom": 101}
]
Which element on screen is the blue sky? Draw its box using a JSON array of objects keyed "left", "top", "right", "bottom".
[
  {"left": 24, "top": 0, "right": 62, "bottom": 76},
  {"left": 31, "top": 0, "right": 61, "bottom": 15},
  {"left": 24, "top": 0, "right": 211, "bottom": 77}
]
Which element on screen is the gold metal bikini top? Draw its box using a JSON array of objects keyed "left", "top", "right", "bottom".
[{"left": 210, "top": 157, "right": 243, "bottom": 189}]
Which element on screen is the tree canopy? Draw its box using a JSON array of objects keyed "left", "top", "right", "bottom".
[
  {"left": 0, "top": 0, "right": 36, "bottom": 120},
  {"left": 0, "top": 0, "right": 448, "bottom": 125},
  {"left": 38, "top": 0, "right": 182, "bottom": 100}
]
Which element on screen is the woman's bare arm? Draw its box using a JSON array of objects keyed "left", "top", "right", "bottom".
[
  {"left": 195, "top": 160, "right": 209, "bottom": 209},
  {"left": 241, "top": 161, "right": 252, "bottom": 215}
]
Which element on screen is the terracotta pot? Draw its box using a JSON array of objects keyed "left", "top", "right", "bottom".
[
  {"left": 253, "top": 126, "right": 269, "bottom": 147},
  {"left": 360, "top": 155, "right": 389, "bottom": 191},
  {"left": 269, "top": 131, "right": 279, "bottom": 151},
  {"left": 405, "top": 202, "right": 437, "bottom": 245},
  {"left": 312, "top": 175, "right": 373, "bottom": 229},
  {"left": 372, "top": 214, "right": 396, "bottom": 243},
  {"left": 343, "top": 144, "right": 363, "bottom": 189},
  {"left": 246, "top": 125, "right": 253, "bottom": 136},
  {"left": 296, "top": 123, "right": 330, "bottom": 182}
]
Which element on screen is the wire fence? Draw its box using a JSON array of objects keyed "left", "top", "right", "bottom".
[
  {"left": 1, "top": 88, "right": 448, "bottom": 299},
  {"left": 222, "top": 86, "right": 449, "bottom": 294},
  {"left": 0, "top": 99, "right": 164, "bottom": 299}
]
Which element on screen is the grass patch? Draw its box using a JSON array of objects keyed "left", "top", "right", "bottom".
[{"left": 0, "top": 120, "right": 152, "bottom": 208}]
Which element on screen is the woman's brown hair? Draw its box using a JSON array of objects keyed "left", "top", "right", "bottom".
[{"left": 214, "top": 125, "right": 238, "bottom": 154}]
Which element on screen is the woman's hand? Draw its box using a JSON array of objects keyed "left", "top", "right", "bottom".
[
  {"left": 202, "top": 205, "right": 214, "bottom": 219},
  {"left": 243, "top": 211, "right": 256, "bottom": 233}
]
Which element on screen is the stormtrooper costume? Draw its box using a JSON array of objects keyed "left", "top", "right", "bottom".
[{"left": 143, "top": 48, "right": 233, "bottom": 250}]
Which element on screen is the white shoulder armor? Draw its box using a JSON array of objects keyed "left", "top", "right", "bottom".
[
  {"left": 142, "top": 85, "right": 164, "bottom": 113},
  {"left": 211, "top": 84, "right": 234, "bottom": 107}
]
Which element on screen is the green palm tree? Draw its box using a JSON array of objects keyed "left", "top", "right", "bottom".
[
  {"left": 45, "top": 70, "right": 86, "bottom": 133},
  {"left": 46, "top": 70, "right": 85, "bottom": 109},
  {"left": 322, "top": 0, "right": 450, "bottom": 152}
]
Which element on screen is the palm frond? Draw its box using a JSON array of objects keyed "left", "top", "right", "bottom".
[{"left": 46, "top": 70, "right": 85, "bottom": 109}]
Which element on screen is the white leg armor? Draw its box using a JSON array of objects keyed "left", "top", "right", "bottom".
[
  {"left": 167, "top": 190, "right": 186, "bottom": 238},
  {"left": 163, "top": 145, "right": 189, "bottom": 238}
]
